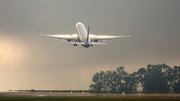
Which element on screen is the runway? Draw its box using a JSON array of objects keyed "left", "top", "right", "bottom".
[{"left": 0, "top": 91, "right": 180, "bottom": 98}]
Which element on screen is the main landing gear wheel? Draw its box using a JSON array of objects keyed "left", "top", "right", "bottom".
[{"left": 73, "top": 44, "right": 77, "bottom": 46}]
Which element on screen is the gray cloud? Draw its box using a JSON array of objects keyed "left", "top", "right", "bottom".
[{"left": 0, "top": 0, "right": 180, "bottom": 90}]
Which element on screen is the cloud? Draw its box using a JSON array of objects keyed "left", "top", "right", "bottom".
[
  {"left": 0, "top": 33, "right": 28, "bottom": 69},
  {"left": 0, "top": 0, "right": 180, "bottom": 90}
]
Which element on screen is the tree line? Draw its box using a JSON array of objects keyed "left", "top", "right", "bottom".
[{"left": 89, "top": 64, "right": 180, "bottom": 92}]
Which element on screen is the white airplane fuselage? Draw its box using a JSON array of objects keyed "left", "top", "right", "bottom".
[{"left": 75, "top": 22, "right": 90, "bottom": 45}]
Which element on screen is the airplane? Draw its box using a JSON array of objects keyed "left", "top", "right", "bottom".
[{"left": 38, "top": 22, "right": 132, "bottom": 48}]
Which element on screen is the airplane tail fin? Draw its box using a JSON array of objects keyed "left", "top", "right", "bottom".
[{"left": 87, "top": 25, "right": 90, "bottom": 43}]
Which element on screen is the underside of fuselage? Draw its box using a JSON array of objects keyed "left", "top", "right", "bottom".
[
  {"left": 82, "top": 44, "right": 93, "bottom": 48},
  {"left": 73, "top": 44, "right": 93, "bottom": 48}
]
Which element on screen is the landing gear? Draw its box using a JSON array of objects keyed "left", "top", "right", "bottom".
[{"left": 73, "top": 44, "right": 77, "bottom": 46}]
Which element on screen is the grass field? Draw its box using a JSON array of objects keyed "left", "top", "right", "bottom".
[{"left": 0, "top": 97, "right": 180, "bottom": 101}]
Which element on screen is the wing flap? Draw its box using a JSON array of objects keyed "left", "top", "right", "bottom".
[
  {"left": 92, "top": 35, "right": 131, "bottom": 40},
  {"left": 90, "top": 32, "right": 132, "bottom": 41},
  {"left": 39, "top": 34, "right": 79, "bottom": 41}
]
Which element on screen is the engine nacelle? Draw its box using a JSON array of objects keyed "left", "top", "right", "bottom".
[{"left": 66, "top": 39, "right": 71, "bottom": 42}]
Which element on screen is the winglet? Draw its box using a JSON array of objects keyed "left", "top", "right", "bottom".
[{"left": 130, "top": 31, "right": 133, "bottom": 37}]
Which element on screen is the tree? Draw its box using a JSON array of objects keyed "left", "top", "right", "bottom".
[
  {"left": 90, "top": 71, "right": 105, "bottom": 91},
  {"left": 172, "top": 66, "right": 180, "bottom": 92},
  {"left": 90, "top": 64, "right": 180, "bottom": 92},
  {"left": 123, "top": 72, "right": 139, "bottom": 92},
  {"left": 90, "top": 66, "right": 139, "bottom": 92},
  {"left": 137, "top": 64, "right": 170, "bottom": 92}
]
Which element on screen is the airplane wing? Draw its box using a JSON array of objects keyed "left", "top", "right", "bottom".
[
  {"left": 39, "top": 34, "right": 79, "bottom": 42},
  {"left": 90, "top": 32, "right": 132, "bottom": 42},
  {"left": 38, "top": 29, "right": 79, "bottom": 42}
]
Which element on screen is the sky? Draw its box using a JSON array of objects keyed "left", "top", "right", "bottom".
[{"left": 0, "top": 0, "right": 180, "bottom": 91}]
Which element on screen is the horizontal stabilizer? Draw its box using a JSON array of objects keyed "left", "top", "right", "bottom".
[
  {"left": 90, "top": 42, "right": 108, "bottom": 45},
  {"left": 69, "top": 42, "right": 108, "bottom": 45}
]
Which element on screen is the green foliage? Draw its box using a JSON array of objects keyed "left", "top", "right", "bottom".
[
  {"left": 137, "top": 64, "right": 171, "bottom": 92},
  {"left": 90, "top": 64, "right": 180, "bottom": 92},
  {"left": 90, "top": 66, "right": 138, "bottom": 91},
  {"left": 172, "top": 66, "right": 180, "bottom": 92}
]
